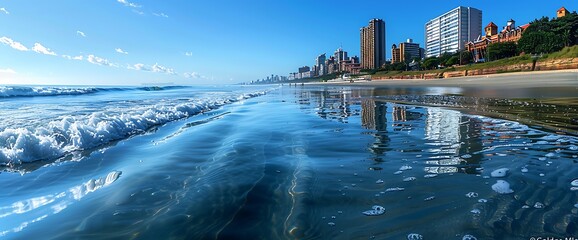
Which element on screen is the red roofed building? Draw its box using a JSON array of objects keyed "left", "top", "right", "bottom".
[
  {"left": 466, "top": 19, "right": 530, "bottom": 62},
  {"left": 558, "top": 7, "right": 570, "bottom": 18}
]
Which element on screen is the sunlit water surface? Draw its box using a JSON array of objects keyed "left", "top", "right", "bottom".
[{"left": 1, "top": 85, "right": 577, "bottom": 239}]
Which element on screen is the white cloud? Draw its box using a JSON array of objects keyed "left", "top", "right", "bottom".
[
  {"left": 115, "top": 48, "right": 128, "bottom": 54},
  {"left": 32, "top": 43, "right": 56, "bottom": 56},
  {"left": 0, "top": 37, "right": 29, "bottom": 51},
  {"left": 132, "top": 63, "right": 149, "bottom": 71},
  {"left": 0, "top": 68, "right": 16, "bottom": 74},
  {"left": 151, "top": 63, "right": 175, "bottom": 75},
  {"left": 131, "top": 63, "right": 175, "bottom": 75},
  {"left": 0, "top": 8, "right": 9, "bottom": 14},
  {"left": 153, "top": 12, "right": 168, "bottom": 18},
  {"left": 183, "top": 72, "right": 201, "bottom": 79},
  {"left": 185, "top": 52, "right": 193, "bottom": 57},
  {"left": 118, "top": 0, "right": 140, "bottom": 8},
  {"left": 87, "top": 54, "right": 114, "bottom": 67},
  {"left": 76, "top": 31, "right": 86, "bottom": 37},
  {"left": 62, "top": 55, "right": 84, "bottom": 61}
]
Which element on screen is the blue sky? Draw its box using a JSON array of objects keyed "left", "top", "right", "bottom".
[{"left": 1, "top": 0, "right": 577, "bottom": 85}]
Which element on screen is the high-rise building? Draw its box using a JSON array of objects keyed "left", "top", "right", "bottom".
[
  {"left": 425, "top": 6, "right": 482, "bottom": 58},
  {"left": 351, "top": 56, "right": 360, "bottom": 64},
  {"left": 315, "top": 53, "right": 326, "bottom": 76},
  {"left": 334, "top": 47, "right": 348, "bottom": 63},
  {"left": 391, "top": 44, "right": 401, "bottom": 63},
  {"left": 400, "top": 39, "right": 421, "bottom": 62},
  {"left": 360, "top": 18, "right": 386, "bottom": 69},
  {"left": 419, "top": 47, "right": 425, "bottom": 59},
  {"left": 392, "top": 39, "right": 422, "bottom": 63}
]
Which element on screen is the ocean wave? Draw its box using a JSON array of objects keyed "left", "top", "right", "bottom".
[
  {"left": 0, "top": 86, "right": 189, "bottom": 98},
  {"left": 0, "top": 90, "right": 267, "bottom": 165}
]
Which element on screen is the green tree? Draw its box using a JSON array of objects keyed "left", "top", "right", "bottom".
[
  {"left": 518, "top": 31, "right": 564, "bottom": 54},
  {"left": 445, "top": 56, "right": 459, "bottom": 66},
  {"left": 459, "top": 51, "right": 472, "bottom": 65},
  {"left": 438, "top": 52, "right": 453, "bottom": 66},
  {"left": 391, "top": 62, "right": 406, "bottom": 71},
  {"left": 519, "top": 12, "right": 578, "bottom": 53},
  {"left": 422, "top": 57, "right": 440, "bottom": 70},
  {"left": 487, "top": 42, "right": 518, "bottom": 61}
]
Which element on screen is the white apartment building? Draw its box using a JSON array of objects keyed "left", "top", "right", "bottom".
[{"left": 425, "top": 6, "right": 482, "bottom": 58}]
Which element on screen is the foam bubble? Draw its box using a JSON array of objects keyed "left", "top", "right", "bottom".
[
  {"left": 385, "top": 187, "right": 405, "bottom": 192},
  {"left": 399, "top": 165, "right": 413, "bottom": 171},
  {"left": 465, "top": 192, "right": 478, "bottom": 198},
  {"left": 362, "top": 205, "right": 385, "bottom": 216},
  {"left": 407, "top": 233, "right": 423, "bottom": 240},
  {"left": 491, "top": 168, "right": 509, "bottom": 178},
  {"left": 534, "top": 202, "right": 545, "bottom": 209},
  {"left": 462, "top": 234, "right": 477, "bottom": 240},
  {"left": 403, "top": 177, "right": 416, "bottom": 182},
  {"left": 492, "top": 180, "right": 514, "bottom": 194}
]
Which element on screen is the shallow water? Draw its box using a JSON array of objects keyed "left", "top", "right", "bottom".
[{"left": 1, "top": 85, "right": 578, "bottom": 239}]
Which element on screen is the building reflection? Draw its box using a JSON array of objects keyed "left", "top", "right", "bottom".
[
  {"left": 423, "top": 108, "right": 484, "bottom": 175},
  {"left": 292, "top": 86, "right": 485, "bottom": 175},
  {"left": 298, "top": 89, "right": 354, "bottom": 123},
  {"left": 361, "top": 99, "right": 389, "bottom": 157}
]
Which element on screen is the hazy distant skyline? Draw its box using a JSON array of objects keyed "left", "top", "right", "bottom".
[{"left": 1, "top": 0, "right": 576, "bottom": 85}]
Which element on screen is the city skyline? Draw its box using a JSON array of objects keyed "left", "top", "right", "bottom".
[{"left": 1, "top": 0, "right": 577, "bottom": 85}]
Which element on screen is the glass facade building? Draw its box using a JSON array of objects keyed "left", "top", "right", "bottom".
[{"left": 425, "top": 6, "right": 482, "bottom": 58}]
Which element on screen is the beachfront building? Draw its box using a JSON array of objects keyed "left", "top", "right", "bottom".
[
  {"left": 334, "top": 48, "right": 350, "bottom": 72},
  {"left": 392, "top": 39, "right": 422, "bottom": 63},
  {"left": 340, "top": 59, "right": 361, "bottom": 74},
  {"left": 315, "top": 53, "right": 326, "bottom": 76},
  {"left": 334, "top": 47, "right": 348, "bottom": 63},
  {"left": 326, "top": 56, "right": 340, "bottom": 74},
  {"left": 466, "top": 19, "right": 530, "bottom": 62},
  {"left": 391, "top": 44, "right": 401, "bottom": 63},
  {"left": 360, "top": 18, "right": 386, "bottom": 69},
  {"left": 297, "top": 66, "right": 310, "bottom": 79},
  {"left": 558, "top": 6, "right": 570, "bottom": 18},
  {"left": 425, "top": 6, "right": 482, "bottom": 58},
  {"left": 400, "top": 39, "right": 421, "bottom": 62}
]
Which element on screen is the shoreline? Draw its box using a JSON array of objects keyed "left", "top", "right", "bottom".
[{"left": 309, "top": 69, "right": 578, "bottom": 89}]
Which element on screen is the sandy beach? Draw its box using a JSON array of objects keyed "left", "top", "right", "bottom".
[{"left": 314, "top": 69, "right": 578, "bottom": 89}]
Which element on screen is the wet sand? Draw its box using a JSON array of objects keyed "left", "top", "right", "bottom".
[
  {"left": 306, "top": 69, "right": 578, "bottom": 135},
  {"left": 315, "top": 69, "right": 578, "bottom": 90}
]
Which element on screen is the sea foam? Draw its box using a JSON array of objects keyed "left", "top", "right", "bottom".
[
  {"left": 0, "top": 90, "right": 267, "bottom": 164},
  {"left": 0, "top": 86, "right": 188, "bottom": 98}
]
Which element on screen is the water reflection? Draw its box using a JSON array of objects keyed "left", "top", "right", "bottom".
[
  {"left": 316, "top": 90, "right": 353, "bottom": 123},
  {"left": 0, "top": 171, "right": 121, "bottom": 237},
  {"left": 361, "top": 99, "right": 389, "bottom": 157},
  {"left": 288, "top": 85, "right": 578, "bottom": 238},
  {"left": 295, "top": 86, "right": 489, "bottom": 175}
]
